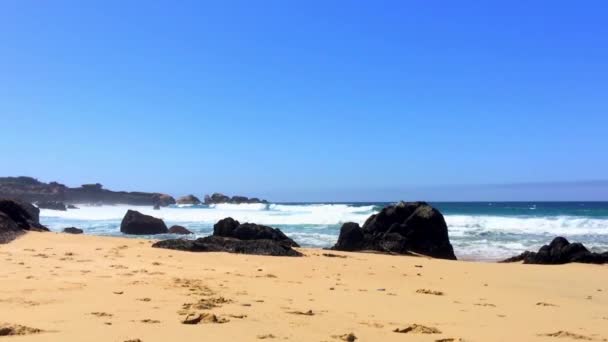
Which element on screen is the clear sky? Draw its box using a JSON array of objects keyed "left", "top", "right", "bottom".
[{"left": 1, "top": 1, "right": 607, "bottom": 201}]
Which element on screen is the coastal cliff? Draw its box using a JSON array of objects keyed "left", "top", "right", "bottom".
[{"left": 0, "top": 177, "right": 175, "bottom": 206}]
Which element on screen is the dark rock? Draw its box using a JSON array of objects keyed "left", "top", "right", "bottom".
[
  {"left": 0, "top": 199, "right": 47, "bottom": 231},
  {"left": 120, "top": 210, "right": 168, "bottom": 235},
  {"left": 152, "top": 236, "right": 301, "bottom": 256},
  {"left": 204, "top": 192, "right": 268, "bottom": 204},
  {"left": 152, "top": 193, "right": 176, "bottom": 207},
  {"left": 168, "top": 225, "right": 193, "bottom": 235},
  {"left": 501, "top": 237, "right": 608, "bottom": 264},
  {"left": 176, "top": 195, "right": 201, "bottom": 205},
  {"left": 333, "top": 222, "right": 365, "bottom": 251},
  {"left": 0, "top": 199, "right": 49, "bottom": 243},
  {"left": 63, "top": 227, "right": 84, "bottom": 234},
  {"left": 213, "top": 218, "right": 299, "bottom": 247},
  {"left": 332, "top": 202, "right": 456, "bottom": 260},
  {"left": 67, "top": 204, "right": 79, "bottom": 209},
  {"left": 153, "top": 217, "right": 300, "bottom": 256},
  {"left": 36, "top": 201, "right": 67, "bottom": 211},
  {"left": 153, "top": 204, "right": 160, "bottom": 210}
]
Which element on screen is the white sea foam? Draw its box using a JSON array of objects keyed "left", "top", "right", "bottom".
[
  {"left": 39, "top": 203, "right": 375, "bottom": 226},
  {"left": 39, "top": 203, "right": 608, "bottom": 260}
]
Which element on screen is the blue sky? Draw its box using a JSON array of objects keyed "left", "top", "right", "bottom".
[{"left": 1, "top": 1, "right": 607, "bottom": 201}]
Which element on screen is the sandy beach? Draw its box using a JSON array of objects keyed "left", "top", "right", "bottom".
[{"left": 0, "top": 232, "right": 606, "bottom": 341}]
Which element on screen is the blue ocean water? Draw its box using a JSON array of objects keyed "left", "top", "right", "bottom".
[{"left": 39, "top": 201, "right": 608, "bottom": 261}]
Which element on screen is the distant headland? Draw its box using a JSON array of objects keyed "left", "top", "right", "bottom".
[{"left": 0, "top": 176, "right": 267, "bottom": 207}]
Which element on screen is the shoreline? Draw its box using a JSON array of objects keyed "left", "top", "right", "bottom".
[{"left": 1, "top": 232, "right": 607, "bottom": 341}]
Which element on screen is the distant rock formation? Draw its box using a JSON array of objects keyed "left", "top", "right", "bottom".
[
  {"left": 0, "top": 176, "right": 176, "bottom": 206},
  {"left": 168, "top": 225, "right": 193, "bottom": 235},
  {"left": 0, "top": 198, "right": 49, "bottom": 243},
  {"left": 152, "top": 217, "right": 300, "bottom": 256},
  {"left": 501, "top": 237, "right": 608, "bottom": 264},
  {"left": 176, "top": 195, "right": 201, "bottom": 205},
  {"left": 332, "top": 201, "right": 457, "bottom": 260},
  {"left": 120, "top": 210, "right": 168, "bottom": 235},
  {"left": 204, "top": 192, "right": 268, "bottom": 204},
  {"left": 36, "top": 201, "right": 67, "bottom": 211}
]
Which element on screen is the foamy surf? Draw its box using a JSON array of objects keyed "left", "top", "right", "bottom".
[{"left": 39, "top": 202, "right": 608, "bottom": 261}]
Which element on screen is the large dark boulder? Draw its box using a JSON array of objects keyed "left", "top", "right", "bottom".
[
  {"left": 0, "top": 199, "right": 49, "bottom": 243},
  {"left": 0, "top": 199, "right": 47, "bottom": 231},
  {"left": 36, "top": 201, "right": 67, "bottom": 211},
  {"left": 152, "top": 236, "right": 302, "bottom": 257},
  {"left": 501, "top": 237, "right": 608, "bottom": 264},
  {"left": 332, "top": 202, "right": 456, "bottom": 260},
  {"left": 120, "top": 210, "right": 168, "bottom": 235},
  {"left": 168, "top": 225, "right": 193, "bottom": 235},
  {"left": 213, "top": 218, "right": 299, "bottom": 247},
  {"left": 176, "top": 195, "right": 201, "bottom": 205}
]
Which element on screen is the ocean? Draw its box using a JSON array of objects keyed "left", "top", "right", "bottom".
[{"left": 39, "top": 201, "right": 608, "bottom": 261}]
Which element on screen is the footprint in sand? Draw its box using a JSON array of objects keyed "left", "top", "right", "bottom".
[
  {"left": 140, "top": 319, "right": 160, "bottom": 324},
  {"left": 257, "top": 334, "right": 276, "bottom": 339},
  {"left": 539, "top": 331, "right": 595, "bottom": 340},
  {"left": 90, "top": 312, "right": 113, "bottom": 318},
  {"left": 536, "top": 302, "right": 558, "bottom": 307},
  {"left": 416, "top": 289, "right": 444, "bottom": 296},
  {"left": 287, "top": 310, "right": 315, "bottom": 316},
  {"left": 332, "top": 333, "right": 357, "bottom": 341},
  {"left": 0, "top": 324, "right": 43, "bottom": 336},
  {"left": 181, "top": 313, "right": 228, "bottom": 324},
  {"left": 394, "top": 324, "right": 442, "bottom": 334}
]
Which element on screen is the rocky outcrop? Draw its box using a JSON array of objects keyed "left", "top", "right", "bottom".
[
  {"left": 153, "top": 236, "right": 301, "bottom": 256},
  {"left": 332, "top": 202, "right": 456, "bottom": 260},
  {"left": 0, "top": 198, "right": 48, "bottom": 243},
  {"left": 36, "top": 201, "right": 67, "bottom": 211},
  {"left": 63, "top": 227, "right": 84, "bottom": 234},
  {"left": 0, "top": 177, "right": 176, "bottom": 206},
  {"left": 168, "top": 225, "right": 193, "bottom": 235},
  {"left": 67, "top": 204, "right": 79, "bottom": 209},
  {"left": 176, "top": 195, "right": 201, "bottom": 205},
  {"left": 152, "top": 217, "right": 300, "bottom": 256},
  {"left": 213, "top": 218, "right": 299, "bottom": 247},
  {"left": 120, "top": 210, "right": 168, "bottom": 235},
  {"left": 501, "top": 237, "right": 608, "bottom": 264},
  {"left": 204, "top": 193, "right": 268, "bottom": 204}
]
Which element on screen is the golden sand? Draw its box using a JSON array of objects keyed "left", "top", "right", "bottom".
[{"left": 1, "top": 232, "right": 607, "bottom": 341}]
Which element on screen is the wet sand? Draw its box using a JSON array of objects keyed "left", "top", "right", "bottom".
[{"left": 1, "top": 232, "right": 607, "bottom": 341}]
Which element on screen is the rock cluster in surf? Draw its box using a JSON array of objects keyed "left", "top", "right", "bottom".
[
  {"left": 153, "top": 217, "right": 301, "bottom": 256},
  {"left": 204, "top": 192, "right": 267, "bottom": 204},
  {"left": 332, "top": 201, "right": 457, "bottom": 260},
  {"left": 501, "top": 237, "right": 608, "bottom": 264}
]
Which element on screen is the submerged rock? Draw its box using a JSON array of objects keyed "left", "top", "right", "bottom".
[
  {"left": 501, "top": 237, "right": 608, "bottom": 264},
  {"left": 332, "top": 201, "right": 456, "bottom": 260},
  {"left": 168, "top": 225, "right": 193, "bottom": 235},
  {"left": 63, "top": 227, "right": 84, "bottom": 234},
  {"left": 153, "top": 236, "right": 301, "bottom": 257},
  {"left": 176, "top": 195, "right": 201, "bottom": 205},
  {"left": 36, "top": 201, "right": 67, "bottom": 211},
  {"left": 120, "top": 210, "right": 168, "bottom": 235}
]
